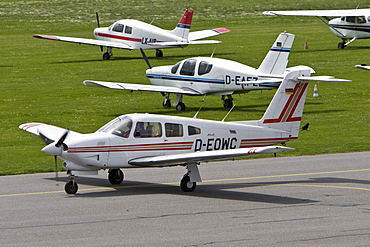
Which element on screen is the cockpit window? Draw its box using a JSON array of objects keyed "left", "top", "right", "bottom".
[
  {"left": 134, "top": 122, "right": 162, "bottom": 138},
  {"left": 188, "top": 125, "right": 201, "bottom": 136},
  {"left": 98, "top": 117, "right": 133, "bottom": 138},
  {"left": 171, "top": 62, "right": 181, "bottom": 74},
  {"left": 112, "top": 23, "right": 124, "bottom": 32},
  {"left": 345, "top": 16, "right": 366, "bottom": 23},
  {"left": 125, "top": 26, "right": 132, "bottom": 34},
  {"left": 198, "top": 61, "right": 213, "bottom": 75},
  {"left": 165, "top": 123, "right": 183, "bottom": 137},
  {"left": 180, "top": 59, "right": 197, "bottom": 76}
]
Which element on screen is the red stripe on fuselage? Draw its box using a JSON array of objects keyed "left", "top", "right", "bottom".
[{"left": 96, "top": 32, "right": 142, "bottom": 43}]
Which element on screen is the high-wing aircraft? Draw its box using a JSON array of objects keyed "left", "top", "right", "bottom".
[
  {"left": 33, "top": 9, "right": 230, "bottom": 60},
  {"left": 84, "top": 32, "right": 297, "bottom": 111},
  {"left": 263, "top": 9, "right": 370, "bottom": 48},
  {"left": 19, "top": 68, "right": 349, "bottom": 194}
]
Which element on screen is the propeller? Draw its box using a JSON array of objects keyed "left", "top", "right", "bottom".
[
  {"left": 96, "top": 12, "right": 104, "bottom": 52},
  {"left": 41, "top": 129, "right": 69, "bottom": 156},
  {"left": 140, "top": 48, "right": 152, "bottom": 69}
]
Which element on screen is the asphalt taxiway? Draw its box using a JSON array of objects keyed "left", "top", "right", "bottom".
[{"left": 1, "top": 151, "right": 370, "bottom": 246}]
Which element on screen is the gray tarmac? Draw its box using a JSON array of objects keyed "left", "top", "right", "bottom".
[{"left": 1, "top": 151, "right": 370, "bottom": 247}]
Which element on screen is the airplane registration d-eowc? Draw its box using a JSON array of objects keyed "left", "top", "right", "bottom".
[
  {"left": 20, "top": 69, "right": 350, "bottom": 194},
  {"left": 84, "top": 32, "right": 297, "bottom": 111},
  {"left": 263, "top": 9, "right": 370, "bottom": 49},
  {"left": 33, "top": 9, "right": 230, "bottom": 60}
]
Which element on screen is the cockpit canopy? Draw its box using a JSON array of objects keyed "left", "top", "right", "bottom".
[
  {"left": 109, "top": 22, "right": 133, "bottom": 34},
  {"left": 171, "top": 59, "right": 213, "bottom": 76}
]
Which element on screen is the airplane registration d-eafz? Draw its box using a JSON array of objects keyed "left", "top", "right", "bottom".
[
  {"left": 20, "top": 67, "right": 350, "bottom": 194},
  {"left": 33, "top": 8, "right": 230, "bottom": 60}
]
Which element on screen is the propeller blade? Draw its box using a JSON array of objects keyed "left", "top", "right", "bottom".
[
  {"left": 39, "top": 131, "right": 54, "bottom": 145},
  {"left": 140, "top": 48, "right": 152, "bottom": 69},
  {"left": 55, "top": 129, "right": 69, "bottom": 148},
  {"left": 54, "top": 155, "right": 59, "bottom": 183},
  {"left": 96, "top": 12, "right": 100, "bottom": 28}
]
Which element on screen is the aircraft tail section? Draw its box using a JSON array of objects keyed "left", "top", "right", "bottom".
[
  {"left": 257, "top": 32, "right": 295, "bottom": 75},
  {"left": 170, "top": 9, "right": 194, "bottom": 39}
]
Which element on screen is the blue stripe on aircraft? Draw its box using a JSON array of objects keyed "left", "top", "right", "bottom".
[
  {"left": 147, "top": 74, "right": 225, "bottom": 84},
  {"left": 176, "top": 24, "right": 191, "bottom": 29},
  {"left": 330, "top": 24, "right": 370, "bottom": 34},
  {"left": 270, "top": 47, "right": 291, "bottom": 52}
]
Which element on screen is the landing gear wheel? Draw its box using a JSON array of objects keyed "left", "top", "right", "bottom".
[
  {"left": 108, "top": 169, "right": 124, "bottom": 185},
  {"left": 338, "top": 41, "right": 345, "bottom": 49},
  {"left": 163, "top": 98, "right": 171, "bottom": 108},
  {"left": 65, "top": 181, "right": 78, "bottom": 194},
  {"left": 103, "top": 52, "right": 111, "bottom": 60},
  {"left": 223, "top": 98, "right": 233, "bottom": 108},
  {"left": 176, "top": 102, "right": 186, "bottom": 111},
  {"left": 156, "top": 49, "right": 163, "bottom": 57},
  {"left": 180, "top": 174, "right": 196, "bottom": 192}
]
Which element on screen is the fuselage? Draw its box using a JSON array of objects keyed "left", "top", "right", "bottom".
[
  {"left": 60, "top": 113, "right": 293, "bottom": 170},
  {"left": 329, "top": 16, "right": 370, "bottom": 39},
  {"left": 146, "top": 57, "right": 280, "bottom": 95},
  {"left": 93, "top": 19, "right": 188, "bottom": 50}
]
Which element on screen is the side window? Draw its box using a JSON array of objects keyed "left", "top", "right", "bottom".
[
  {"left": 125, "top": 26, "right": 132, "bottom": 34},
  {"left": 180, "top": 59, "right": 197, "bottom": 76},
  {"left": 110, "top": 118, "right": 133, "bottom": 138},
  {"left": 134, "top": 122, "right": 162, "bottom": 138},
  {"left": 345, "top": 16, "right": 356, "bottom": 23},
  {"left": 112, "top": 23, "right": 124, "bottom": 32},
  {"left": 198, "top": 61, "right": 213, "bottom": 76},
  {"left": 165, "top": 123, "right": 183, "bottom": 137},
  {"left": 188, "top": 125, "right": 201, "bottom": 136},
  {"left": 171, "top": 62, "right": 180, "bottom": 74}
]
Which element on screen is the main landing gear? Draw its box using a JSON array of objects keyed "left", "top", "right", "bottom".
[
  {"left": 103, "top": 47, "right": 113, "bottom": 60},
  {"left": 155, "top": 49, "right": 163, "bottom": 57},
  {"left": 64, "top": 169, "right": 124, "bottom": 194},
  {"left": 222, "top": 95, "right": 234, "bottom": 108},
  {"left": 180, "top": 163, "right": 201, "bottom": 192},
  {"left": 338, "top": 37, "right": 357, "bottom": 49},
  {"left": 162, "top": 93, "right": 186, "bottom": 111}
]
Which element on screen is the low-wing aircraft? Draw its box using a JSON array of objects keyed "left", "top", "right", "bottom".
[
  {"left": 263, "top": 9, "right": 370, "bottom": 48},
  {"left": 19, "top": 68, "right": 349, "bottom": 194},
  {"left": 84, "top": 32, "right": 297, "bottom": 111},
  {"left": 33, "top": 9, "right": 230, "bottom": 60}
]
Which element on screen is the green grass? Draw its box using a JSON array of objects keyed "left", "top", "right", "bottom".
[{"left": 0, "top": 0, "right": 369, "bottom": 175}]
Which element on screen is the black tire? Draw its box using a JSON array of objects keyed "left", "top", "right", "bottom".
[
  {"left": 176, "top": 102, "right": 186, "bottom": 111},
  {"left": 180, "top": 174, "right": 196, "bottom": 192},
  {"left": 65, "top": 181, "right": 78, "bottom": 194},
  {"left": 108, "top": 169, "right": 124, "bottom": 185},
  {"left": 338, "top": 42, "right": 345, "bottom": 49},
  {"left": 162, "top": 98, "right": 171, "bottom": 108},
  {"left": 103, "top": 52, "right": 111, "bottom": 60},
  {"left": 156, "top": 49, "right": 163, "bottom": 57},
  {"left": 223, "top": 98, "right": 233, "bottom": 108}
]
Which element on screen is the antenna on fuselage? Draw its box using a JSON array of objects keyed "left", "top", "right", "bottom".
[
  {"left": 210, "top": 48, "right": 216, "bottom": 58},
  {"left": 193, "top": 106, "right": 203, "bottom": 119},
  {"left": 221, "top": 105, "right": 235, "bottom": 122}
]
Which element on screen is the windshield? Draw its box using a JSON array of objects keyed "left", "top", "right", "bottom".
[{"left": 97, "top": 117, "right": 133, "bottom": 138}]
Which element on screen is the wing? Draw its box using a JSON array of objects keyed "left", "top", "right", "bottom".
[
  {"left": 188, "top": 28, "right": 231, "bottom": 41},
  {"left": 355, "top": 64, "right": 370, "bottom": 70},
  {"left": 19, "top": 123, "right": 82, "bottom": 144},
  {"left": 33, "top": 35, "right": 133, "bottom": 49},
  {"left": 128, "top": 146, "right": 294, "bottom": 167},
  {"left": 83, "top": 80, "right": 202, "bottom": 95},
  {"left": 147, "top": 40, "right": 222, "bottom": 47},
  {"left": 263, "top": 9, "right": 369, "bottom": 17}
]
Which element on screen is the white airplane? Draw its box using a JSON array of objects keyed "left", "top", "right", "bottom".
[
  {"left": 263, "top": 8, "right": 370, "bottom": 48},
  {"left": 19, "top": 68, "right": 349, "bottom": 194},
  {"left": 355, "top": 64, "right": 370, "bottom": 70},
  {"left": 84, "top": 32, "right": 296, "bottom": 111},
  {"left": 33, "top": 9, "right": 230, "bottom": 60}
]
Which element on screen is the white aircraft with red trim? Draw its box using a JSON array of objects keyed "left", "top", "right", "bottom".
[
  {"left": 264, "top": 8, "right": 370, "bottom": 49},
  {"left": 33, "top": 9, "right": 230, "bottom": 60},
  {"left": 84, "top": 32, "right": 297, "bottom": 111},
  {"left": 19, "top": 68, "right": 349, "bottom": 194}
]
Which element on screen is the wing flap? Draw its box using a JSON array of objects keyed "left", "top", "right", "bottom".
[
  {"left": 33, "top": 35, "right": 133, "bottom": 49},
  {"left": 128, "top": 146, "right": 294, "bottom": 167},
  {"left": 83, "top": 80, "right": 201, "bottom": 95}
]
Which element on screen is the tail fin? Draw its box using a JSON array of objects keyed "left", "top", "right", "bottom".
[
  {"left": 257, "top": 32, "right": 295, "bottom": 75},
  {"left": 258, "top": 69, "right": 350, "bottom": 138},
  {"left": 170, "top": 9, "right": 194, "bottom": 39}
]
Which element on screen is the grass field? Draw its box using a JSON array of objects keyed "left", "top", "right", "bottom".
[{"left": 1, "top": 0, "right": 369, "bottom": 175}]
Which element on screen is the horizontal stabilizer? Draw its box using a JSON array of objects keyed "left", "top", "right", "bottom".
[
  {"left": 128, "top": 146, "right": 294, "bottom": 167},
  {"left": 83, "top": 80, "right": 201, "bottom": 95},
  {"left": 188, "top": 28, "right": 231, "bottom": 41}
]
